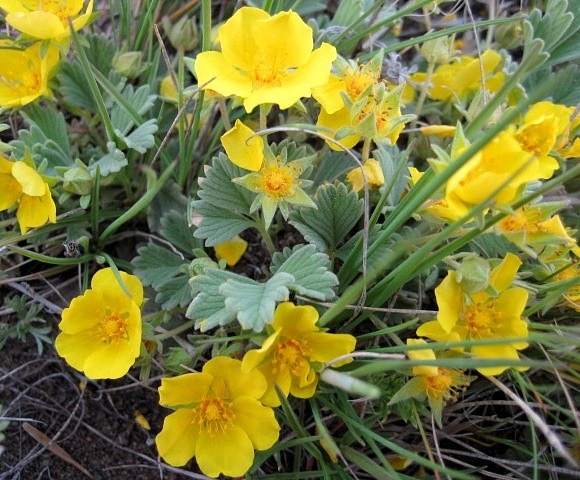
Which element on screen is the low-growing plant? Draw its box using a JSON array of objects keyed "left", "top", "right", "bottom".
[{"left": 1, "top": 0, "right": 579, "bottom": 478}]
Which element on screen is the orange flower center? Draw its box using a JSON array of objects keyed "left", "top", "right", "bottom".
[
  {"left": 272, "top": 338, "right": 310, "bottom": 376},
  {"left": 463, "top": 303, "right": 499, "bottom": 339},
  {"left": 250, "top": 59, "right": 283, "bottom": 86},
  {"left": 98, "top": 310, "right": 129, "bottom": 343},
  {"left": 344, "top": 68, "right": 376, "bottom": 99},
  {"left": 260, "top": 163, "right": 298, "bottom": 198},
  {"left": 424, "top": 368, "right": 453, "bottom": 401},
  {"left": 22, "top": 0, "right": 81, "bottom": 21},
  {"left": 194, "top": 397, "right": 235, "bottom": 436}
]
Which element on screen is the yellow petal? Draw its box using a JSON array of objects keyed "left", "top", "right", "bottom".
[
  {"left": 317, "top": 106, "right": 360, "bottom": 151},
  {"left": 156, "top": 409, "right": 199, "bottom": 467},
  {"left": 232, "top": 396, "right": 279, "bottom": 450},
  {"left": 214, "top": 235, "right": 249, "bottom": 266},
  {"left": 159, "top": 372, "right": 213, "bottom": 407},
  {"left": 471, "top": 344, "right": 522, "bottom": 376},
  {"left": 406, "top": 339, "right": 438, "bottom": 377},
  {"left": 6, "top": 11, "right": 66, "bottom": 39},
  {"left": 16, "top": 189, "right": 56, "bottom": 233},
  {"left": 218, "top": 6, "right": 271, "bottom": 71},
  {"left": 0, "top": 171, "right": 22, "bottom": 210},
  {"left": 304, "top": 331, "right": 356, "bottom": 363},
  {"left": 312, "top": 75, "right": 346, "bottom": 114},
  {"left": 194, "top": 51, "right": 252, "bottom": 98},
  {"left": 434, "top": 272, "right": 462, "bottom": 333},
  {"left": 12, "top": 161, "right": 46, "bottom": 196},
  {"left": 83, "top": 335, "right": 140, "bottom": 379},
  {"left": 203, "top": 356, "right": 267, "bottom": 400},
  {"left": 489, "top": 253, "right": 522, "bottom": 293},
  {"left": 54, "top": 330, "right": 98, "bottom": 372},
  {"left": 272, "top": 302, "right": 319, "bottom": 337},
  {"left": 196, "top": 425, "right": 254, "bottom": 478},
  {"left": 91, "top": 268, "right": 144, "bottom": 306},
  {"left": 420, "top": 125, "right": 456, "bottom": 137},
  {"left": 280, "top": 42, "right": 336, "bottom": 89},
  {"left": 220, "top": 120, "right": 264, "bottom": 171},
  {"left": 59, "top": 289, "right": 106, "bottom": 334}
]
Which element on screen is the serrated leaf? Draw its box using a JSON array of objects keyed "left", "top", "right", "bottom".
[
  {"left": 159, "top": 209, "right": 202, "bottom": 254},
  {"left": 221, "top": 273, "right": 293, "bottom": 331},
  {"left": 290, "top": 183, "right": 363, "bottom": 252},
  {"left": 155, "top": 275, "right": 192, "bottom": 309},
  {"left": 271, "top": 244, "right": 338, "bottom": 300},
  {"left": 116, "top": 118, "right": 158, "bottom": 154},
  {"left": 10, "top": 104, "right": 72, "bottom": 170},
  {"left": 196, "top": 154, "right": 255, "bottom": 213},
  {"left": 58, "top": 61, "right": 98, "bottom": 110},
  {"left": 111, "top": 84, "right": 156, "bottom": 135},
  {"left": 192, "top": 154, "right": 258, "bottom": 246},
  {"left": 310, "top": 150, "right": 354, "bottom": 188},
  {"left": 89, "top": 142, "right": 127, "bottom": 176},
  {"left": 148, "top": 181, "right": 188, "bottom": 234},
  {"left": 186, "top": 268, "right": 252, "bottom": 331},
  {"left": 132, "top": 243, "right": 185, "bottom": 289}
]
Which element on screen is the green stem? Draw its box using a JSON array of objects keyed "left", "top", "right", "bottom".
[
  {"left": 7, "top": 246, "right": 96, "bottom": 266},
  {"left": 257, "top": 214, "right": 276, "bottom": 255},
  {"left": 259, "top": 104, "right": 269, "bottom": 131},
  {"left": 155, "top": 319, "right": 196, "bottom": 340},
  {"left": 361, "top": 137, "right": 372, "bottom": 163},
  {"left": 99, "top": 161, "right": 177, "bottom": 243},
  {"left": 411, "top": 61, "right": 435, "bottom": 130}
]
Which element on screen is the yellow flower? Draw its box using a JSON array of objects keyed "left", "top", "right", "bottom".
[
  {"left": 194, "top": 6, "right": 336, "bottom": 113},
  {"left": 390, "top": 339, "right": 473, "bottom": 426},
  {"left": 0, "top": 40, "right": 60, "bottom": 108},
  {"left": 0, "top": 156, "right": 57, "bottom": 234},
  {"left": 242, "top": 302, "right": 357, "bottom": 406},
  {"left": 0, "top": 0, "right": 94, "bottom": 39},
  {"left": 55, "top": 268, "right": 143, "bottom": 379},
  {"left": 346, "top": 159, "right": 384, "bottom": 192},
  {"left": 214, "top": 235, "right": 248, "bottom": 266},
  {"left": 410, "top": 50, "right": 504, "bottom": 101},
  {"left": 497, "top": 204, "right": 577, "bottom": 253},
  {"left": 416, "top": 253, "right": 529, "bottom": 376},
  {"left": 233, "top": 149, "right": 316, "bottom": 228},
  {"left": 515, "top": 101, "right": 572, "bottom": 157},
  {"left": 552, "top": 263, "right": 580, "bottom": 312},
  {"left": 220, "top": 119, "right": 265, "bottom": 171},
  {"left": 155, "top": 356, "right": 280, "bottom": 477}
]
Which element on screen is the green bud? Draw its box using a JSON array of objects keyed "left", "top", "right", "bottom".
[
  {"left": 495, "top": 20, "right": 524, "bottom": 50},
  {"left": 456, "top": 254, "right": 491, "bottom": 294},
  {"left": 112, "top": 51, "right": 143, "bottom": 79},
  {"left": 320, "top": 369, "right": 381, "bottom": 399},
  {"left": 162, "top": 15, "right": 198, "bottom": 51},
  {"left": 419, "top": 36, "right": 457, "bottom": 65},
  {"left": 63, "top": 160, "right": 93, "bottom": 196}
]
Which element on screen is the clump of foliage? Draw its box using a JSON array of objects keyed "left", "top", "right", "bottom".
[{"left": 1, "top": 0, "right": 579, "bottom": 478}]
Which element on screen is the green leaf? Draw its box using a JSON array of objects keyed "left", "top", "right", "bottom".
[
  {"left": 221, "top": 273, "right": 293, "bottom": 331},
  {"left": 192, "top": 154, "right": 257, "bottom": 246},
  {"left": 271, "top": 244, "right": 338, "bottom": 300},
  {"left": 155, "top": 275, "right": 192, "bottom": 309},
  {"left": 111, "top": 84, "right": 157, "bottom": 135},
  {"left": 289, "top": 183, "right": 363, "bottom": 252},
  {"left": 310, "top": 151, "right": 353, "bottom": 188},
  {"left": 132, "top": 243, "right": 185, "bottom": 289},
  {"left": 116, "top": 118, "right": 158, "bottom": 154},
  {"left": 10, "top": 104, "right": 72, "bottom": 170},
  {"left": 89, "top": 142, "right": 127, "bottom": 177},
  {"left": 159, "top": 209, "right": 202, "bottom": 254},
  {"left": 186, "top": 268, "right": 248, "bottom": 331}
]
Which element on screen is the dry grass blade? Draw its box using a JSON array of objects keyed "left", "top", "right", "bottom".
[{"left": 22, "top": 422, "right": 94, "bottom": 479}]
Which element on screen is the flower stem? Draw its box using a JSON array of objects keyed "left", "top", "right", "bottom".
[
  {"left": 154, "top": 319, "right": 196, "bottom": 340},
  {"left": 257, "top": 214, "right": 276, "bottom": 256},
  {"left": 260, "top": 104, "right": 268, "bottom": 131},
  {"left": 361, "top": 136, "right": 373, "bottom": 163}
]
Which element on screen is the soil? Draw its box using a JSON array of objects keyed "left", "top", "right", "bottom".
[{"left": 0, "top": 335, "right": 203, "bottom": 480}]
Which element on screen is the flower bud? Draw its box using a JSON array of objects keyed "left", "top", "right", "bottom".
[
  {"left": 113, "top": 51, "right": 143, "bottom": 79},
  {"left": 456, "top": 255, "right": 491, "bottom": 294},
  {"left": 63, "top": 161, "right": 92, "bottom": 195},
  {"left": 162, "top": 15, "right": 198, "bottom": 51}
]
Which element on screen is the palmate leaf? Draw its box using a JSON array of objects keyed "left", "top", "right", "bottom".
[
  {"left": 131, "top": 243, "right": 186, "bottom": 289},
  {"left": 155, "top": 275, "right": 192, "bottom": 310},
  {"left": 289, "top": 183, "right": 363, "bottom": 252},
  {"left": 11, "top": 104, "right": 72, "bottom": 170},
  {"left": 89, "top": 142, "right": 127, "bottom": 177},
  {"left": 271, "top": 244, "right": 338, "bottom": 300},
  {"left": 186, "top": 268, "right": 250, "bottom": 331},
  {"left": 111, "top": 84, "right": 156, "bottom": 135},
  {"left": 159, "top": 209, "right": 202, "bottom": 255},
  {"left": 116, "top": 118, "right": 158, "bottom": 154},
  {"left": 192, "top": 154, "right": 257, "bottom": 246},
  {"left": 221, "top": 273, "right": 293, "bottom": 331}
]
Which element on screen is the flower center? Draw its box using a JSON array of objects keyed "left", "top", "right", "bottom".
[
  {"left": 344, "top": 68, "right": 376, "bottom": 100},
  {"left": 272, "top": 339, "right": 310, "bottom": 376},
  {"left": 260, "top": 165, "right": 296, "bottom": 198},
  {"left": 98, "top": 310, "right": 129, "bottom": 343},
  {"left": 463, "top": 303, "right": 500, "bottom": 339},
  {"left": 424, "top": 368, "right": 453, "bottom": 400},
  {"left": 194, "top": 397, "right": 235, "bottom": 436},
  {"left": 250, "top": 58, "right": 283, "bottom": 86},
  {"left": 23, "top": 0, "right": 81, "bottom": 20}
]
